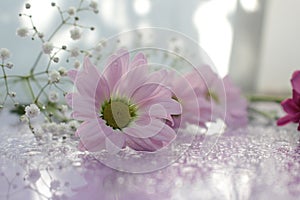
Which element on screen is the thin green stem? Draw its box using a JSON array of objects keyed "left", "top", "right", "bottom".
[
  {"left": 34, "top": 82, "right": 50, "bottom": 103},
  {"left": 56, "top": 5, "right": 65, "bottom": 21},
  {"left": 32, "top": 77, "right": 48, "bottom": 100},
  {"left": 48, "top": 17, "right": 70, "bottom": 41},
  {"left": 1, "top": 64, "right": 9, "bottom": 103},
  {"left": 28, "top": 118, "right": 34, "bottom": 133},
  {"left": 32, "top": 71, "right": 47, "bottom": 76},
  {"left": 29, "top": 52, "right": 43, "bottom": 74},
  {"left": 78, "top": 0, "right": 84, "bottom": 9},
  {"left": 29, "top": 16, "right": 70, "bottom": 73},
  {"left": 247, "top": 95, "right": 286, "bottom": 104},
  {"left": 25, "top": 78, "right": 35, "bottom": 101},
  {"left": 0, "top": 75, "right": 28, "bottom": 79},
  {"left": 248, "top": 106, "right": 277, "bottom": 120},
  {"left": 54, "top": 83, "right": 66, "bottom": 94}
]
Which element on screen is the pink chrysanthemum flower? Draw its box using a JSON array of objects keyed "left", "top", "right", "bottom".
[
  {"left": 162, "top": 70, "right": 212, "bottom": 129},
  {"left": 277, "top": 70, "right": 300, "bottom": 130},
  {"left": 66, "top": 50, "right": 182, "bottom": 153},
  {"left": 186, "top": 65, "right": 248, "bottom": 129}
]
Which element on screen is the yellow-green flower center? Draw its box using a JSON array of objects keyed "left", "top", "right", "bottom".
[{"left": 101, "top": 100, "right": 136, "bottom": 130}]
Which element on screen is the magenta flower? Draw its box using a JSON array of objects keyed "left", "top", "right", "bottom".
[
  {"left": 186, "top": 66, "right": 248, "bottom": 129},
  {"left": 277, "top": 70, "right": 300, "bottom": 130},
  {"left": 66, "top": 50, "right": 182, "bottom": 153}
]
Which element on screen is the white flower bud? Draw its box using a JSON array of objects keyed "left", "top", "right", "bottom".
[
  {"left": 68, "top": 120, "right": 79, "bottom": 131},
  {"left": 0, "top": 48, "right": 10, "bottom": 60},
  {"left": 48, "top": 91, "right": 59, "bottom": 103},
  {"left": 16, "top": 27, "right": 29, "bottom": 37},
  {"left": 42, "top": 42, "right": 54, "bottom": 54},
  {"left": 58, "top": 67, "right": 67, "bottom": 76},
  {"left": 89, "top": 1, "right": 98, "bottom": 10},
  {"left": 70, "top": 28, "right": 81, "bottom": 40},
  {"left": 60, "top": 105, "right": 68, "bottom": 114},
  {"left": 74, "top": 60, "right": 81, "bottom": 69},
  {"left": 5, "top": 62, "right": 14, "bottom": 69},
  {"left": 67, "top": 7, "right": 76, "bottom": 15},
  {"left": 49, "top": 70, "right": 61, "bottom": 83},
  {"left": 38, "top": 32, "right": 44, "bottom": 38},
  {"left": 70, "top": 47, "right": 80, "bottom": 57},
  {"left": 25, "top": 104, "right": 40, "bottom": 118},
  {"left": 53, "top": 57, "right": 59, "bottom": 63}
]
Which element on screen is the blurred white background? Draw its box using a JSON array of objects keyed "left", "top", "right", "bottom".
[{"left": 0, "top": 0, "right": 299, "bottom": 94}]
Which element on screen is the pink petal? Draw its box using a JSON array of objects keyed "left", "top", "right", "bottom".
[
  {"left": 125, "top": 123, "right": 176, "bottom": 151},
  {"left": 65, "top": 93, "right": 73, "bottom": 107},
  {"left": 123, "top": 118, "right": 166, "bottom": 138},
  {"left": 292, "top": 89, "right": 300, "bottom": 103},
  {"left": 71, "top": 93, "right": 98, "bottom": 121},
  {"left": 281, "top": 98, "right": 300, "bottom": 114},
  {"left": 78, "top": 141, "right": 87, "bottom": 151},
  {"left": 113, "top": 65, "right": 148, "bottom": 97},
  {"left": 95, "top": 75, "right": 110, "bottom": 104},
  {"left": 277, "top": 114, "right": 300, "bottom": 126},
  {"left": 131, "top": 83, "right": 171, "bottom": 105},
  {"left": 76, "top": 119, "right": 107, "bottom": 152},
  {"left": 105, "top": 130, "right": 125, "bottom": 154},
  {"left": 130, "top": 52, "right": 147, "bottom": 68},
  {"left": 150, "top": 123, "right": 176, "bottom": 143},
  {"left": 76, "top": 57, "right": 102, "bottom": 98},
  {"left": 147, "top": 69, "right": 169, "bottom": 84},
  {"left": 292, "top": 70, "right": 300, "bottom": 80},
  {"left": 117, "top": 49, "right": 129, "bottom": 71},
  {"left": 67, "top": 69, "right": 78, "bottom": 82},
  {"left": 141, "top": 98, "right": 182, "bottom": 116},
  {"left": 145, "top": 103, "right": 174, "bottom": 125},
  {"left": 291, "top": 70, "right": 300, "bottom": 93},
  {"left": 277, "top": 115, "right": 293, "bottom": 126},
  {"left": 103, "top": 50, "right": 129, "bottom": 91},
  {"left": 140, "top": 98, "right": 182, "bottom": 126},
  {"left": 126, "top": 137, "right": 161, "bottom": 151},
  {"left": 225, "top": 113, "right": 248, "bottom": 129},
  {"left": 196, "top": 65, "right": 219, "bottom": 89}
]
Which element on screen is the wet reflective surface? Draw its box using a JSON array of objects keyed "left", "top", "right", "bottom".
[{"left": 1, "top": 108, "right": 300, "bottom": 200}]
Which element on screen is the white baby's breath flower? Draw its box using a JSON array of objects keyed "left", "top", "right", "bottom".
[
  {"left": 57, "top": 122, "right": 69, "bottom": 135},
  {"left": 70, "top": 28, "right": 81, "bottom": 40},
  {"left": 60, "top": 105, "right": 68, "bottom": 114},
  {"left": 5, "top": 62, "right": 14, "bottom": 69},
  {"left": 42, "top": 42, "right": 54, "bottom": 54},
  {"left": 38, "top": 32, "right": 44, "bottom": 39},
  {"left": 49, "top": 70, "right": 61, "bottom": 83},
  {"left": 74, "top": 60, "right": 81, "bottom": 69},
  {"left": 33, "top": 128, "right": 44, "bottom": 140},
  {"left": 25, "top": 104, "right": 40, "bottom": 118},
  {"left": 48, "top": 91, "right": 59, "bottom": 103},
  {"left": 42, "top": 122, "right": 59, "bottom": 133},
  {"left": 0, "top": 48, "right": 10, "bottom": 60},
  {"left": 58, "top": 67, "right": 67, "bottom": 76},
  {"left": 70, "top": 47, "right": 80, "bottom": 57},
  {"left": 89, "top": 0, "right": 98, "bottom": 13},
  {"left": 68, "top": 120, "right": 79, "bottom": 132},
  {"left": 16, "top": 27, "right": 29, "bottom": 37},
  {"left": 67, "top": 7, "right": 76, "bottom": 15}
]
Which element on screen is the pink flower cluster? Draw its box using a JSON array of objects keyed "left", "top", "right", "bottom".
[{"left": 66, "top": 49, "right": 248, "bottom": 153}]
